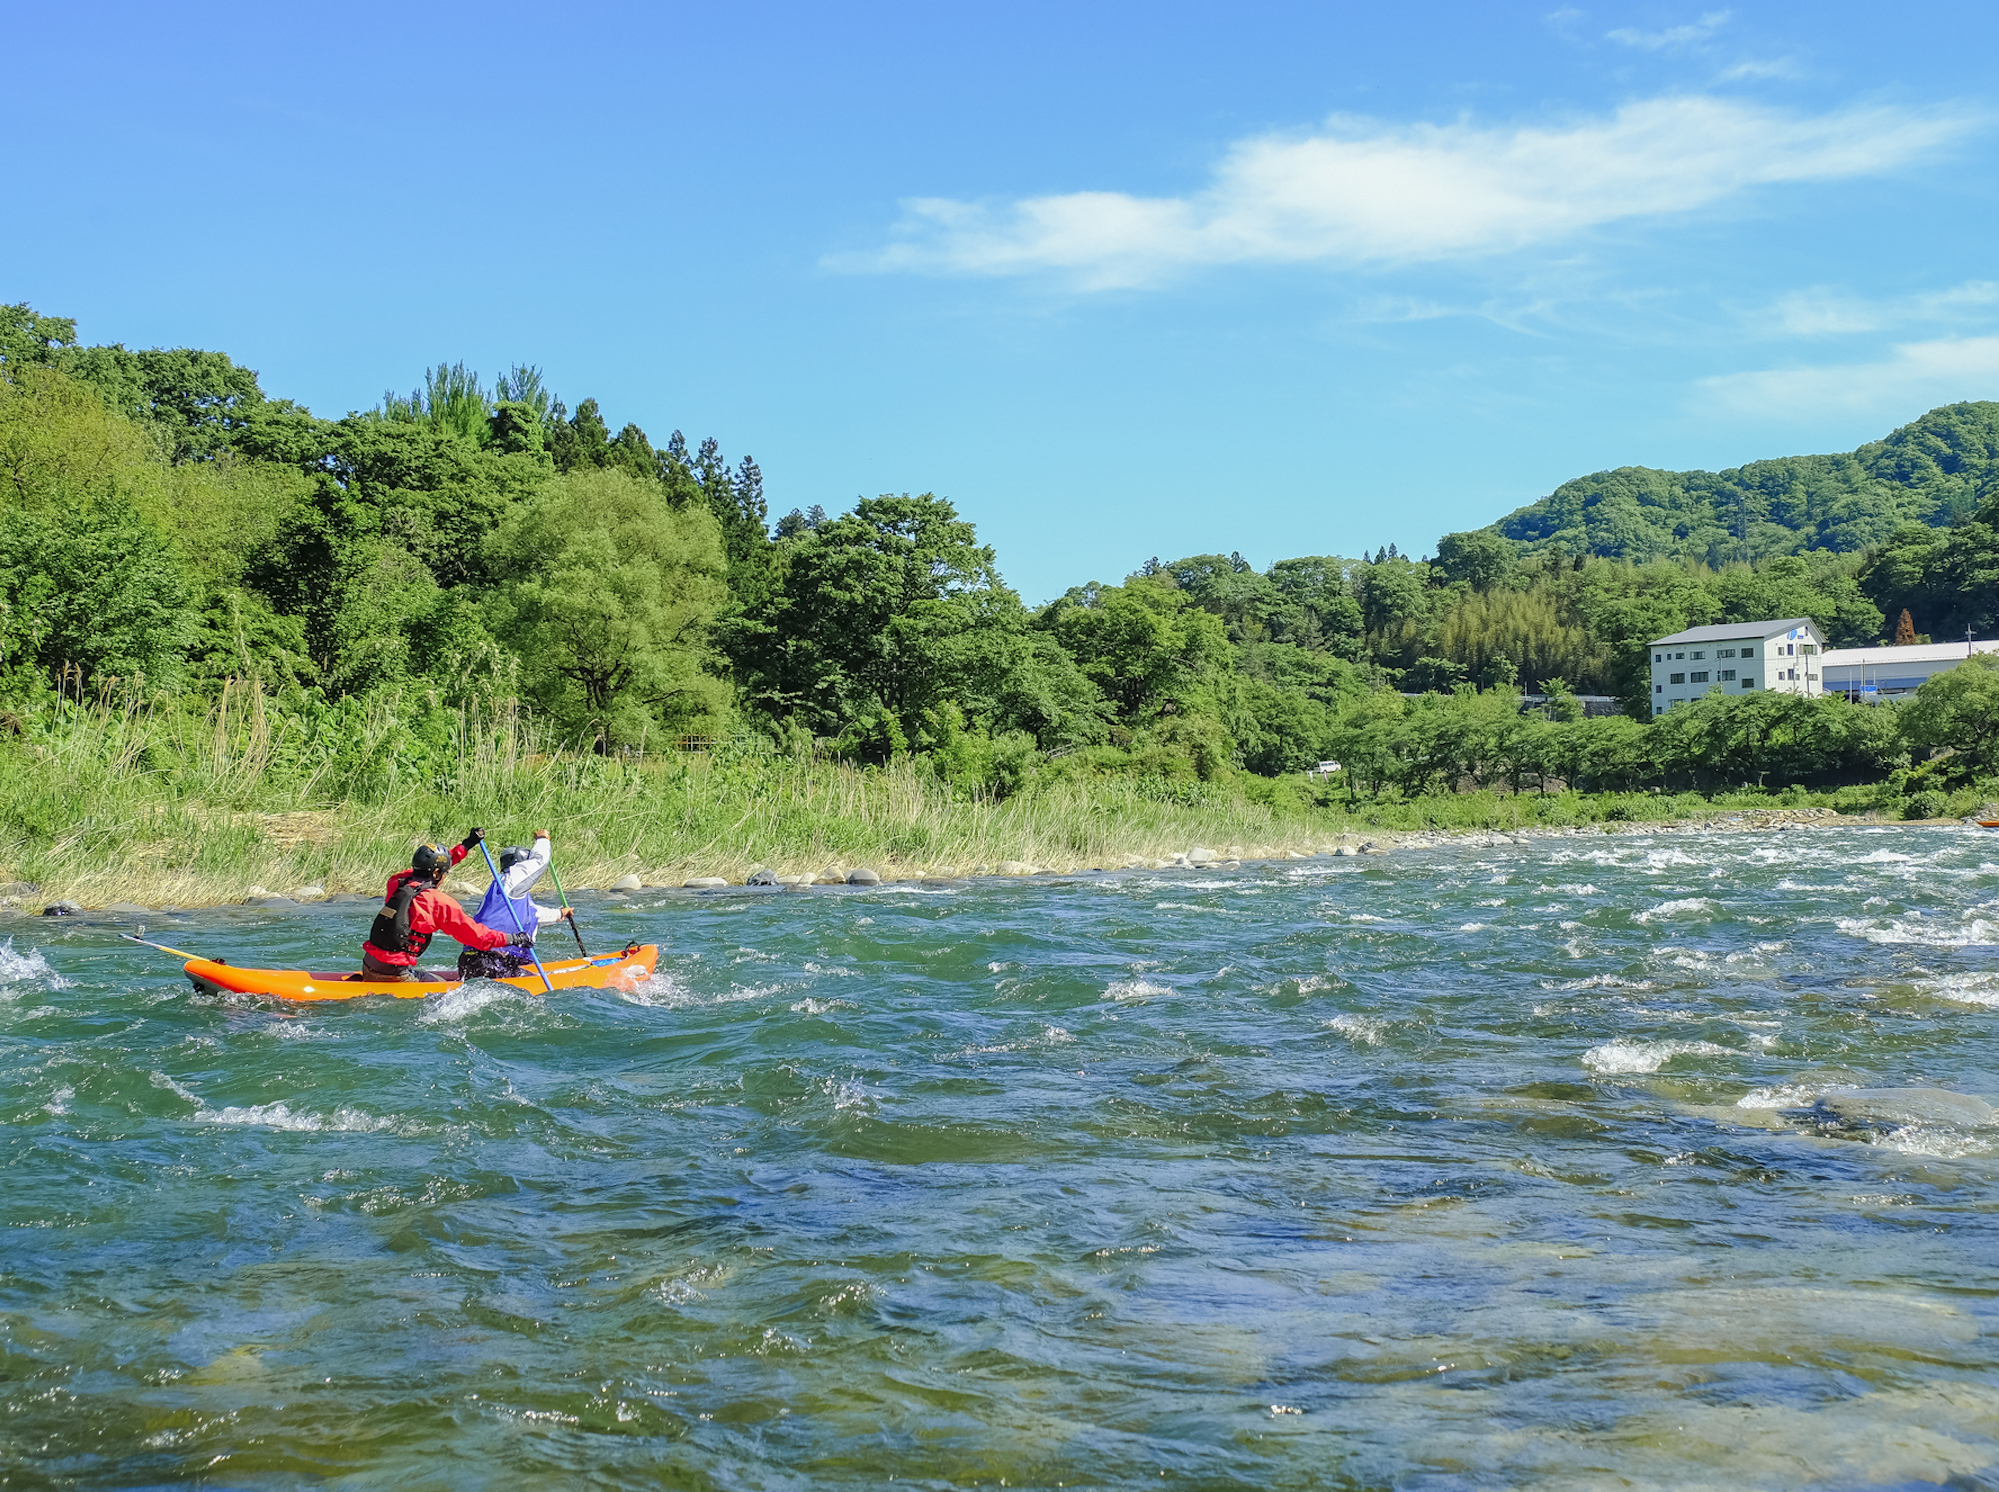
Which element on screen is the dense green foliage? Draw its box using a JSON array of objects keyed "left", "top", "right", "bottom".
[
  {"left": 1495, "top": 401, "right": 1999, "bottom": 563},
  {"left": 1, "top": 299, "right": 1994, "bottom": 826}
]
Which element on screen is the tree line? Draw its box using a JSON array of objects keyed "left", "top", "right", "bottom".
[{"left": 1, "top": 301, "right": 1994, "bottom": 804}]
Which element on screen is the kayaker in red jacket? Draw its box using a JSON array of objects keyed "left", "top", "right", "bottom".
[{"left": 360, "top": 829, "right": 529, "bottom": 981}]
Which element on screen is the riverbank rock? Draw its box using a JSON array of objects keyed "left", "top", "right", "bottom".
[
  {"left": 776, "top": 874, "right": 815, "bottom": 886},
  {"left": 104, "top": 902, "right": 150, "bottom": 918},
  {"left": 611, "top": 873, "right": 643, "bottom": 891},
  {"left": 1188, "top": 847, "right": 1217, "bottom": 865},
  {"left": 997, "top": 860, "right": 1037, "bottom": 876},
  {"left": 245, "top": 893, "right": 293, "bottom": 906},
  {"left": 295, "top": 885, "right": 325, "bottom": 899},
  {"left": 684, "top": 877, "right": 728, "bottom": 889},
  {"left": 847, "top": 868, "right": 882, "bottom": 885},
  {"left": 747, "top": 867, "right": 779, "bottom": 886},
  {"left": 42, "top": 901, "right": 80, "bottom": 917}
]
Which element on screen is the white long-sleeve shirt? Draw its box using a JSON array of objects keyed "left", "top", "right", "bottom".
[{"left": 498, "top": 839, "right": 561, "bottom": 930}]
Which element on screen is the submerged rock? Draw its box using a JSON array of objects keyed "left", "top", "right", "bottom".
[{"left": 1813, "top": 1088, "right": 1997, "bottom": 1130}]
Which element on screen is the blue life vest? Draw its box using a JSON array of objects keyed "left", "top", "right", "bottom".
[{"left": 476, "top": 878, "right": 540, "bottom": 942}]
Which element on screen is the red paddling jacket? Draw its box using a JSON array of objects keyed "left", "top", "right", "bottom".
[{"left": 361, "top": 845, "right": 513, "bottom": 968}]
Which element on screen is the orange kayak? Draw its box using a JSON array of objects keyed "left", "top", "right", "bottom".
[{"left": 183, "top": 945, "right": 659, "bottom": 1003}]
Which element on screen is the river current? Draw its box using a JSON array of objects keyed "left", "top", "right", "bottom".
[{"left": 3, "top": 825, "right": 1998, "bottom": 1488}]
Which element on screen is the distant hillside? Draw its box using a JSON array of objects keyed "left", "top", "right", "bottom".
[{"left": 1494, "top": 402, "right": 1999, "bottom": 563}]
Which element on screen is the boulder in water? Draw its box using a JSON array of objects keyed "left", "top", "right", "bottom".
[
  {"left": 746, "top": 868, "right": 779, "bottom": 886},
  {"left": 42, "top": 901, "right": 80, "bottom": 917},
  {"left": 610, "top": 873, "right": 643, "bottom": 891},
  {"left": 1188, "top": 847, "right": 1217, "bottom": 865},
  {"left": 847, "top": 868, "right": 882, "bottom": 885},
  {"left": 684, "top": 877, "right": 728, "bottom": 889}
]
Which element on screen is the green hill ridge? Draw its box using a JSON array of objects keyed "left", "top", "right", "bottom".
[{"left": 1493, "top": 402, "right": 1999, "bottom": 564}]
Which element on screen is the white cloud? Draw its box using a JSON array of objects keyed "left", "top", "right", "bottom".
[
  {"left": 1717, "top": 57, "right": 1803, "bottom": 81},
  {"left": 1698, "top": 336, "right": 1999, "bottom": 418},
  {"left": 841, "top": 96, "right": 1973, "bottom": 291},
  {"left": 1758, "top": 280, "right": 1999, "bottom": 337},
  {"left": 1608, "top": 10, "right": 1731, "bottom": 50}
]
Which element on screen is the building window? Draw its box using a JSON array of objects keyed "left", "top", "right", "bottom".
[
  {"left": 1718, "top": 648, "right": 1736, "bottom": 658},
  {"left": 1741, "top": 678, "right": 1757, "bottom": 688},
  {"left": 1800, "top": 643, "right": 1816, "bottom": 655},
  {"left": 1654, "top": 652, "right": 1663, "bottom": 662},
  {"left": 1655, "top": 683, "right": 1663, "bottom": 693},
  {"left": 1676, "top": 652, "right": 1685, "bottom": 660},
  {"left": 1669, "top": 672, "right": 1685, "bottom": 684},
  {"left": 1690, "top": 671, "right": 1709, "bottom": 683},
  {"left": 1741, "top": 646, "right": 1755, "bottom": 657},
  {"left": 1691, "top": 650, "right": 1705, "bottom": 660},
  {"left": 1720, "top": 669, "right": 1736, "bottom": 682}
]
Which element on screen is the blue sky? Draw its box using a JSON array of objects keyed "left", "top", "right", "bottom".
[{"left": 9, "top": 2, "right": 1998, "bottom": 600}]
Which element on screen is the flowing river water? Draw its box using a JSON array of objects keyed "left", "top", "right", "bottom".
[{"left": 4, "top": 825, "right": 1999, "bottom": 1488}]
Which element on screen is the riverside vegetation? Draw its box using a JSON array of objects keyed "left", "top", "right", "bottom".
[{"left": 3, "top": 302, "right": 1998, "bottom": 906}]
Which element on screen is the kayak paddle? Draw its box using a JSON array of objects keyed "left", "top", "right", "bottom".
[
  {"left": 120, "top": 932, "right": 207, "bottom": 962},
  {"left": 546, "top": 861, "right": 588, "bottom": 956},
  {"left": 478, "top": 839, "right": 554, "bottom": 993}
]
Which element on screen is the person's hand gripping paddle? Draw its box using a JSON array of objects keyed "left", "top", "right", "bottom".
[{"left": 477, "top": 838, "right": 554, "bottom": 993}]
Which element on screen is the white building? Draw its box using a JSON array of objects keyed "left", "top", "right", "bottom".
[
  {"left": 1648, "top": 618, "right": 1825, "bottom": 713},
  {"left": 1820, "top": 638, "right": 1999, "bottom": 700}
]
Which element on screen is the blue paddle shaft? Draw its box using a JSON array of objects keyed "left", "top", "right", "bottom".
[{"left": 477, "top": 839, "right": 554, "bottom": 994}]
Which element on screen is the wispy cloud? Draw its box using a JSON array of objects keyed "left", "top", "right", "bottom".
[
  {"left": 1717, "top": 57, "right": 1803, "bottom": 81},
  {"left": 1759, "top": 280, "right": 1999, "bottom": 336},
  {"left": 1608, "top": 9, "right": 1731, "bottom": 50},
  {"left": 837, "top": 96, "right": 1973, "bottom": 291},
  {"left": 1699, "top": 336, "right": 1999, "bottom": 417}
]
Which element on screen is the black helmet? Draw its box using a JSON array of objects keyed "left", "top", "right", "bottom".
[
  {"left": 412, "top": 844, "right": 446, "bottom": 878},
  {"left": 498, "top": 845, "right": 529, "bottom": 873}
]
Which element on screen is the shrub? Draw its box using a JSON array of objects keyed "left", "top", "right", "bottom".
[{"left": 1903, "top": 789, "right": 1948, "bottom": 821}]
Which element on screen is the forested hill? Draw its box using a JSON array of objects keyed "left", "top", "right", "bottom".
[{"left": 1494, "top": 402, "right": 1999, "bottom": 564}]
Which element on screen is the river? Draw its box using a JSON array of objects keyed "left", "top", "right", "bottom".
[{"left": 3, "top": 825, "right": 1997, "bottom": 1488}]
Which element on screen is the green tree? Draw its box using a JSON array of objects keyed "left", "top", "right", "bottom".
[
  {"left": 485, "top": 467, "right": 731, "bottom": 747},
  {"left": 1899, "top": 654, "right": 1999, "bottom": 780},
  {"left": 1432, "top": 530, "right": 1516, "bottom": 591},
  {"left": 0, "top": 498, "right": 195, "bottom": 691}
]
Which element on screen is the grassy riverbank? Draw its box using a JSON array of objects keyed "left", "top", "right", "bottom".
[{"left": 0, "top": 692, "right": 1983, "bottom": 909}]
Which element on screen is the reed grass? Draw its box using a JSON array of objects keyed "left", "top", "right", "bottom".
[{"left": 0, "top": 688, "right": 1915, "bottom": 908}]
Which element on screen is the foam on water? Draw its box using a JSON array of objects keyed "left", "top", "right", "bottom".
[
  {"left": 196, "top": 1101, "right": 395, "bottom": 1133},
  {"left": 1836, "top": 907, "right": 1999, "bottom": 947},
  {"left": 1634, "top": 896, "right": 1719, "bottom": 923},
  {"left": 1105, "top": 978, "right": 1170, "bottom": 1003},
  {"left": 1914, "top": 971, "right": 1999, "bottom": 1007},
  {"left": 0, "top": 939, "right": 70, "bottom": 992},
  {"left": 1324, "top": 1013, "right": 1388, "bottom": 1045},
  {"left": 416, "top": 980, "right": 546, "bottom": 1024},
  {"left": 1582, "top": 1038, "right": 1736, "bottom": 1073}
]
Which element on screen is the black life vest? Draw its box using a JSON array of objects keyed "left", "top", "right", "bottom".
[{"left": 367, "top": 871, "right": 430, "bottom": 956}]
